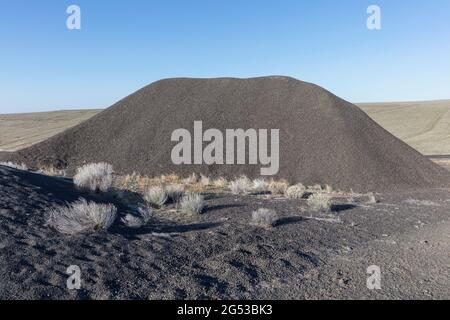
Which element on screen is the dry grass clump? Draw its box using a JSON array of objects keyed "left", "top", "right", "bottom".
[
  {"left": 268, "top": 179, "right": 289, "bottom": 195},
  {"left": 114, "top": 172, "right": 140, "bottom": 190},
  {"left": 143, "top": 186, "right": 168, "bottom": 208},
  {"left": 179, "top": 193, "right": 205, "bottom": 215},
  {"left": 165, "top": 184, "right": 185, "bottom": 202},
  {"left": 73, "top": 162, "right": 113, "bottom": 193},
  {"left": 137, "top": 205, "right": 154, "bottom": 223},
  {"left": 200, "top": 174, "right": 211, "bottom": 186},
  {"left": 212, "top": 177, "right": 228, "bottom": 189},
  {"left": 190, "top": 183, "right": 207, "bottom": 193},
  {"left": 178, "top": 174, "right": 210, "bottom": 193},
  {"left": 121, "top": 205, "right": 153, "bottom": 228},
  {"left": 252, "top": 179, "right": 269, "bottom": 193},
  {"left": 47, "top": 198, "right": 117, "bottom": 234},
  {"left": 285, "top": 184, "right": 306, "bottom": 199},
  {"left": 117, "top": 172, "right": 180, "bottom": 192},
  {"left": 0, "top": 162, "right": 28, "bottom": 171},
  {"left": 229, "top": 176, "right": 252, "bottom": 195},
  {"left": 160, "top": 173, "right": 181, "bottom": 184},
  {"left": 182, "top": 173, "right": 198, "bottom": 185},
  {"left": 307, "top": 193, "right": 332, "bottom": 212},
  {"left": 37, "top": 165, "right": 66, "bottom": 177},
  {"left": 308, "top": 184, "right": 323, "bottom": 192},
  {"left": 121, "top": 214, "right": 144, "bottom": 229},
  {"left": 115, "top": 172, "right": 150, "bottom": 191},
  {"left": 364, "top": 192, "right": 378, "bottom": 204},
  {"left": 251, "top": 208, "right": 278, "bottom": 228}
]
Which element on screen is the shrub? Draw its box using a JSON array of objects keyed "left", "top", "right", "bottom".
[
  {"left": 285, "top": 184, "right": 306, "bottom": 199},
  {"left": 121, "top": 214, "right": 144, "bottom": 229},
  {"left": 137, "top": 204, "right": 153, "bottom": 223},
  {"left": 365, "top": 192, "right": 378, "bottom": 204},
  {"left": 160, "top": 173, "right": 180, "bottom": 184},
  {"left": 308, "top": 184, "right": 323, "bottom": 192},
  {"left": 73, "top": 162, "right": 113, "bottom": 193},
  {"left": 0, "top": 162, "right": 28, "bottom": 171},
  {"left": 143, "top": 186, "right": 168, "bottom": 208},
  {"left": 252, "top": 179, "right": 269, "bottom": 193},
  {"left": 179, "top": 193, "right": 205, "bottom": 214},
  {"left": 182, "top": 173, "right": 198, "bottom": 185},
  {"left": 251, "top": 208, "right": 278, "bottom": 228},
  {"left": 165, "top": 184, "right": 185, "bottom": 202},
  {"left": 115, "top": 172, "right": 140, "bottom": 190},
  {"left": 212, "top": 177, "right": 228, "bottom": 189},
  {"left": 268, "top": 179, "right": 289, "bottom": 195},
  {"left": 37, "top": 165, "right": 66, "bottom": 177},
  {"left": 47, "top": 198, "right": 117, "bottom": 234},
  {"left": 200, "top": 174, "right": 211, "bottom": 186},
  {"left": 307, "top": 193, "right": 332, "bottom": 212},
  {"left": 229, "top": 176, "right": 252, "bottom": 195}
]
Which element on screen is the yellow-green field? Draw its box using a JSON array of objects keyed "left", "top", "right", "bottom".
[
  {"left": 357, "top": 100, "right": 450, "bottom": 156},
  {"left": 0, "top": 109, "right": 101, "bottom": 152}
]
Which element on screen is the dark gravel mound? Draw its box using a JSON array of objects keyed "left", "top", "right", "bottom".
[{"left": 9, "top": 76, "right": 450, "bottom": 191}]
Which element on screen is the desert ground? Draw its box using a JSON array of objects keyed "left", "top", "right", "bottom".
[
  {"left": 1, "top": 165, "right": 449, "bottom": 299},
  {"left": 0, "top": 77, "right": 449, "bottom": 300}
]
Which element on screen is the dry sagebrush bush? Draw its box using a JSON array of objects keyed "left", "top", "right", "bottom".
[
  {"left": 137, "top": 205, "right": 153, "bottom": 223},
  {"left": 307, "top": 193, "right": 332, "bottom": 212},
  {"left": 120, "top": 204, "right": 154, "bottom": 228},
  {"left": 268, "top": 179, "right": 289, "bottom": 195},
  {"left": 365, "top": 192, "right": 378, "bottom": 204},
  {"left": 212, "top": 177, "right": 228, "bottom": 189},
  {"left": 47, "top": 198, "right": 117, "bottom": 234},
  {"left": 115, "top": 173, "right": 163, "bottom": 192},
  {"left": 229, "top": 176, "right": 252, "bottom": 195},
  {"left": 37, "top": 165, "right": 66, "bottom": 177},
  {"left": 115, "top": 172, "right": 142, "bottom": 190},
  {"left": 182, "top": 173, "right": 198, "bottom": 185},
  {"left": 323, "top": 184, "right": 333, "bottom": 193},
  {"left": 144, "top": 186, "right": 168, "bottom": 207},
  {"left": 165, "top": 184, "right": 185, "bottom": 202},
  {"left": 160, "top": 173, "right": 181, "bottom": 184},
  {"left": 285, "top": 184, "right": 306, "bottom": 199},
  {"left": 200, "top": 174, "right": 211, "bottom": 186},
  {"left": 190, "top": 182, "right": 207, "bottom": 193},
  {"left": 308, "top": 184, "right": 323, "bottom": 192},
  {"left": 252, "top": 179, "right": 269, "bottom": 193},
  {"left": 179, "top": 193, "right": 205, "bottom": 215},
  {"left": 251, "top": 208, "right": 278, "bottom": 228},
  {"left": 73, "top": 162, "right": 113, "bottom": 193},
  {"left": 121, "top": 214, "right": 144, "bottom": 229}
]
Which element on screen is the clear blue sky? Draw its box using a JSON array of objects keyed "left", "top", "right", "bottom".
[{"left": 1, "top": 0, "right": 449, "bottom": 113}]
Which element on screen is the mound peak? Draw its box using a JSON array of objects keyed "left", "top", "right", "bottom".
[{"left": 9, "top": 76, "right": 450, "bottom": 192}]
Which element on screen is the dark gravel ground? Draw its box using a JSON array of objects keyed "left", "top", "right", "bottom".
[
  {"left": 6, "top": 76, "right": 450, "bottom": 192},
  {"left": 1, "top": 165, "right": 449, "bottom": 300}
]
